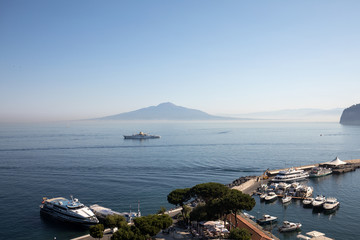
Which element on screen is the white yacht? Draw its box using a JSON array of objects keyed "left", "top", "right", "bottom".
[
  {"left": 288, "top": 182, "right": 303, "bottom": 196},
  {"left": 40, "top": 196, "right": 99, "bottom": 225},
  {"left": 312, "top": 195, "right": 326, "bottom": 208},
  {"left": 323, "top": 197, "right": 340, "bottom": 210},
  {"left": 302, "top": 198, "right": 314, "bottom": 208},
  {"left": 259, "top": 192, "right": 268, "bottom": 200},
  {"left": 296, "top": 186, "right": 313, "bottom": 198},
  {"left": 124, "top": 132, "right": 160, "bottom": 139},
  {"left": 278, "top": 221, "right": 302, "bottom": 232},
  {"left": 272, "top": 168, "right": 309, "bottom": 183},
  {"left": 282, "top": 195, "right": 292, "bottom": 204},
  {"left": 275, "top": 182, "right": 291, "bottom": 195},
  {"left": 264, "top": 192, "right": 278, "bottom": 202},
  {"left": 256, "top": 214, "right": 277, "bottom": 225}
]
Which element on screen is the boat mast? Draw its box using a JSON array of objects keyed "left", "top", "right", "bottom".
[{"left": 137, "top": 200, "right": 141, "bottom": 217}]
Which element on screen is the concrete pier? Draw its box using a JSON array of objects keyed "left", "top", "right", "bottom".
[{"left": 232, "top": 158, "right": 360, "bottom": 196}]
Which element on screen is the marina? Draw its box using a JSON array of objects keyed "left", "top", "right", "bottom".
[
  {"left": 230, "top": 157, "right": 360, "bottom": 239},
  {"left": 2, "top": 121, "right": 360, "bottom": 239}
]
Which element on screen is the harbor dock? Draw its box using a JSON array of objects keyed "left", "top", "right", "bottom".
[{"left": 232, "top": 158, "right": 360, "bottom": 196}]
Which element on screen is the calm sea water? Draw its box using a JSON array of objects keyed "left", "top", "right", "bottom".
[{"left": 0, "top": 121, "right": 359, "bottom": 239}]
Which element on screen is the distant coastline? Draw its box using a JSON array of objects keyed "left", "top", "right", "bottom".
[{"left": 90, "top": 102, "right": 342, "bottom": 122}]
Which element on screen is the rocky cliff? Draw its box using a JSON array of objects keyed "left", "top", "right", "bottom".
[{"left": 340, "top": 104, "right": 360, "bottom": 125}]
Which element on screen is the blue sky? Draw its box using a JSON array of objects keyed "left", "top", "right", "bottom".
[{"left": 1, "top": 1, "right": 359, "bottom": 121}]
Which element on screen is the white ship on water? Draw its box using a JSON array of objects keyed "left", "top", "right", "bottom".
[
  {"left": 40, "top": 196, "right": 99, "bottom": 226},
  {"left": 124, "top": 132, "right": 160, "bottom": 139},
  {"left": 272, "top": 168, "right": 309, "bottom": 182}
]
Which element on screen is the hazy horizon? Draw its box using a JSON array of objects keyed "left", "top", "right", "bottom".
[{"left": 1, "top": 1, "right": 360, "bottom": 122}]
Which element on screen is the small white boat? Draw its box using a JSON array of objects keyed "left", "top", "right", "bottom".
[
  {"left": 278, "top": 221, "right": 302, "bottom": 232},
  {"left": 264, "top": 192, "right": 277, "bottom": 202},
  {"left": 243, "top": 212, "right": 255, "bottom": 220},
  {"left": 302, "top": 198, "right": 314, "bottom": 208},
  {"left": 297, "top": 186, "right": 313, "bottom": 198},
  {"left": 256, "top": 214, "right": 277, "bottom": 225},
  {"left": 288, "top": 182, "right": 302, "bottom": 196},
  {"left": 282, "top": 195, "right": 292, "bottom": 204},
  {"left": 312, "top": 195, "right": 326, "bottom": 208},
  {"left": 259, "top": 192, "right": 267, "bottom": 200},
  {"left": 323, "top": 197, "right": 340, "bottom": 210},
  {"left": 275, "top": 182, "right": 291, "bottom": 195}
]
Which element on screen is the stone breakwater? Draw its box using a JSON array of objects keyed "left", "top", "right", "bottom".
[{"left": 226, "top": 176, "right": 257, "bottom": 188}]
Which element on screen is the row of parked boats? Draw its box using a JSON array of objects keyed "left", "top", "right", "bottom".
[
  {"left": 259, "top": 181, "right": 314, "bottom": 201},
  {"left": 259, "top": 185, "right": 340, "bottom": 211},
  {"left": 303, "top": 195, "right": 340, "bottom": 210}
]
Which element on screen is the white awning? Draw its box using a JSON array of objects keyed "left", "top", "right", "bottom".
[{"left": 323, "top": 156, "right": 347, "bottom": 166}]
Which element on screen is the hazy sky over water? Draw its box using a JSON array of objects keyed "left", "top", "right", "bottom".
[{"left": 1, "top": 1, "right": 360, "bottom": 121}]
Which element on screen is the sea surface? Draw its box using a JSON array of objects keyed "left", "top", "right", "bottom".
[{"left": 0, "top": 121, "right": 360, "bottom": 239}]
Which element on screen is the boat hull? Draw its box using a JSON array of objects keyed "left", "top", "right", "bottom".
[
  {"left": 124, "top": 135, "right": 160, "bottom": 139},
  {"left": 279, "top": 224, "right": 301, "bottom": 232}
]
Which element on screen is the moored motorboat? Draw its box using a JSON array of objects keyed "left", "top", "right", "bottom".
[
  {"left": 312, "top": 195, "right": 326, "bottom": 208},
  {"left": 309, "top": 167, "right": 332, "bottom": 178},
  {"left": 302, "top": 198, "right": 314, "bottom": 208},
  {"left": 256, "top": 214, "right": 278, "bottom": 225},
  {"left": 278, "top": 221, "right": 302, "bottom": 232},
  {"left": 259, "top": 192, "right": 267, "bottom": 200},
  {"left": 323, "top": 197, "right": 340, "bottom": 211},
  {"left": 40, "top": 196, "right": 99, "bottom": 226},
  {"left": 288, "top": 182, "right": 302, "bottom": 196},
  {"left": 297, "top": 186, "right": 313, "bottom": 198},
  {"left": 275, "top": 182, "right": 291, "bottom": 195},
  {"left": 282, "top": 195, "right": 292, "bottom": 204},
  {"left": 243, "top": 212, "right": 255, "bottom": 220},
  {"left": 264, "top": 192, "right": 277, "bottom": 202}
]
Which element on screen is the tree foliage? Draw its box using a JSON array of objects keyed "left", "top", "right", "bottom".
[
  {"left": 168, "top": 182, "right": 256, "bottom": 225},
  {"left": 191, "top": 182, "right": 229, "bottom": 203},
  {"left": 189, "top": 203, "right": 208, "bottom": 221},
  {"left": 222, "top": 189, "right": 256, "bottom": 214},
  {"left": 229, "top": 228, "right": 251, "bottom": 240},
  {"left": 105, "top": 214, "right": 127, "bottom": 229},
  {"left": 157, "top": 206, "right": 167, "bottom": 214},
  {"left": 89, "top": 224, "right": 104, "bottom": 240},
  {"left": 133, "top": 214, "right": 172, "bottom": 236},
  {"left": 111, "top": 214, "right": 172, "bottom": 240},
  {"left": 167, "top": 188, "right": 191, "bottom": 206}
]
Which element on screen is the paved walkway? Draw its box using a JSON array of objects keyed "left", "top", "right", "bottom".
[
  {"left": 155, "top": 227, "right": 192, "bottom": 240},
  {"left": 71, "top": 228, "right": 113, "bottom": 240}
]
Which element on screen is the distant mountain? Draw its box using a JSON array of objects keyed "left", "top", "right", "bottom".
[
  {"left": 340, "top": 104, "right": 360, "bottom": 125},
  {"left": 98, "top": 102, "right": 240, "bottom": 120}
]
